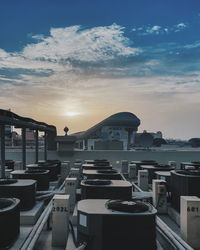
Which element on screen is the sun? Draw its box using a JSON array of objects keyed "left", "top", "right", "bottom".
[{"left": 65, "top": 111, "right": 80, "bottom": 117}]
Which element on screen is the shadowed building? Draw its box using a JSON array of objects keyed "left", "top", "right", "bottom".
[{"left": 71, "top": 112, "right": 140, "bottom": 150}]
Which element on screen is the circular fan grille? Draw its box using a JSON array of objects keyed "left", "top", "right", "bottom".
[{"left": 106, "top": 199, "right": 150, "bottom": 213}]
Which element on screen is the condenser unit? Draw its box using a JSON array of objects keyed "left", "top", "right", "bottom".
[
  {"left": 140, "top": 164, "right": 174, "bottom": 184},
  {"left": 171, "top": 170, "right": 200, "bottom": 211},
  {"left": 83, "top": 169, "right": 122, "bottom": 180},
  {"left": 81, "top": 179, "right": 132, "bottom": 200},
  {"left": 77, "top": 199, "right": 157, "bottom": 250}
]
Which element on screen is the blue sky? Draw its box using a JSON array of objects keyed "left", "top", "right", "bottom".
[{"left": 0, "top": 0, "right": 200, "bottom": 138}]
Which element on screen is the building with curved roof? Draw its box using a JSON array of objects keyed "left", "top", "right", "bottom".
[{"left": 71, "top": 112, "right": 140, "bottom": 150}]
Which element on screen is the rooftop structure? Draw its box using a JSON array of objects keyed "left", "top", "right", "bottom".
[{"left": 71, "top": 112, "right": 140, "bottom": 150}]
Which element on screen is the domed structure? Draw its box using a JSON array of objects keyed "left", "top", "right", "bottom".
[{"left": 71, "top": 112, "right": 140, "bottom": 150}]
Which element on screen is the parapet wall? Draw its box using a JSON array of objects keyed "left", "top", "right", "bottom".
[{"left": 5, "top": 149, "right": 200, "bottom": 169}]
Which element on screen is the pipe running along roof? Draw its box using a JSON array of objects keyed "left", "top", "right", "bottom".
[{"left": 0, "top": 109, "right": 56, "bottom": 132}]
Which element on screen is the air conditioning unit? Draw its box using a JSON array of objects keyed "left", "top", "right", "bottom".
[
  {"left": 131, "top": 160, "right": 158, "bottom": 166},
  {"left": 130, "top": 160, "right": 158, "bottom": 174},
  {"left": 27, "top": 163, "right": 58, "bottom": 181},
  {"left": 84, "top": 160, "right": 95, "bottom": 164},
  {"left": 180, "top": 161, "right": 200, "bottom": 170},
  {"left": 82, "top": 164, "right": 112, "bottom": 170},
  {"left": 0, "top": 179, "right": 36, "bottom": 210},
  {"left": 94, "top": 159, "right": 110, "bottom": 166},
  {"left": 84, "top": 159, "right": 110, "bottom": 166},
  {"left": 0, "top": 198, "right": 20, "bottom": 249},
  {"left": 5, "top": 160, "right": 15, "bottom": 170},
  {"left": 11, "top": 169, "right": 50, "bottom": 191},
  {"left": 38, "top": 160, "right": 61, "bottom": 175},
  {"left": 83, "top": 159, "right": 112, "bottom": 170},
  {"left": 140, "top": 165, "right": 174, "bottom": 184},
  {"left": 155, "top": 171, "right": 171, "bottom": 191},
  {"left": 171, "top": 170, "right": 200, "bottom": 211},
  {"left": 81, "top": 179, "right": 132, "bottom": 200},
  {"left": 77, "top": 199, "right": 157, "bottom": 250},
  {"left": 83, "top": 169, "right": 122, "bottom": 180}
]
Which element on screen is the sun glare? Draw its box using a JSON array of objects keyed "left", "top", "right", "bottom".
[{"left": 65, "top": 111, "right": 80, "bottom": 117}]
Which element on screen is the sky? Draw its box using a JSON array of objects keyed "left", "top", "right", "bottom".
[{"left": 0, "top": 0, "right": 200, "bottom": 139}]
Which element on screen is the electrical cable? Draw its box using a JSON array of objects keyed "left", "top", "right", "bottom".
[
  {"left": 69, "top": 219, "right": 78, "bottom": 247},
  {"left": 74, "top": 242, "right": 87, "bottom": 250}
]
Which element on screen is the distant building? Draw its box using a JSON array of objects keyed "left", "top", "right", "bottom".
[
  {"left": 136, "top": 130, "right": 162, "bottom": 139},
  {"left": 70, "top": 112, "right": 140, "bottom": 150},
  {"left": 25, "top": 128, "right": 36, "bottom": 146},
  {"left": 0, "top": 126, "right": 44, "bottom": 147},
  {"left": 135, "top": 130, "right": 163, "bottom": 147},
  {"left": 5, "top": 125, "right": 12, "bottom": 146}
]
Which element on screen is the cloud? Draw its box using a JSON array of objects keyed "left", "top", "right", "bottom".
[
  {"left": 174, "top": 23, "right": 188, "bottom": 32},
  {"left": 184, "top": 41, "right": 200, "bottom": 49},
  {"left": 0, "top": 23, "right": 200, "bottom": 134},
  {"left": 0, "top": 24, "right": 142, "bottom": 84},
  {"left": 132, "top": 22, "right": 188, "bottom": 36},
  {"left": 0, "top": 23, "right": 197, "bottom": 85},
  {"left": 22, "top": 24, "right": 140, "bottom": 63}
]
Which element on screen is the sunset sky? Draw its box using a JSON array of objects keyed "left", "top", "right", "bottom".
[{"left": 1, "top": 0, "right": 200, "bottom": 139}]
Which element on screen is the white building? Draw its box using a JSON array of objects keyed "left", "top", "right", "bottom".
[{"left": 71, "top": 112, "right": 140, "bottom": 150}]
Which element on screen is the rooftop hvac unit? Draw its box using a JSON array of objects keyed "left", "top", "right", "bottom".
[
  {"left": 11, "top": 169, "right": 50, "bottom": 191},
  {"left": 77, "top": 199, "right": 157, "bottom": 250},
  {"left": 130, "top": 160, "right": 158, "bottom": 174},
  {"left": 94, "top": 159, "right": 110, "bottom": 166},
  {"left": 81, "top": 179, "right": 132, "bottom": 200},
  {"left": 38, "top": 159, "right": 61, "bottom": 175},
  {"left": 171, "top": 170, "right": 200, "bottom": 211},
  {"left": 131, "top": 160, "right": 158, "bottom": 166},
  {"left": 84, "top": 160, "right": 95, "bottom": 164},
  {"left": 180, "top": 161, "right": 200, "bottom": 170},
  {"left": 0, "top": 198, "right": 20, "bottom": 248},
  {"left": 83, "top": 169, "right": 122, "bottom": 180},
  {"left": 155, "top": 171, "right": 171, "bottom": 191},
  {"left": 82, "top": 164, "right": 112, "bottom": 170},
  {"left": 27, "top": 163, "right": 58, "bottom": 181},
  {"left": 140, "top": 164, "right": 174, "bottom": 184},
  {"left": 38, "top": 159, "right": 61, "bottom": 166},
  {"left": 0, "top": 179, "right": 36, "bottom": 210},
  {"left": 5, "top": 160, "right": 15, "bottom": 170},
  {"left": 192, "top": 161, "right": 200, "bottom": 164}
]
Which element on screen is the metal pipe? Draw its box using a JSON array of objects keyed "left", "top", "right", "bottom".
[
  {"left": 36, "top": 193, "right": 55, "bottom": 201},
  {"left": 121, "top": 174, "right": 127, "bottom": 181},
  {"left": 157, "top": 217, "right": 193, "bottom": 250},
  {"left": 0, "top": 109, "right": 56, "bottom": 132},
  {"left": 0, "top": 124, "right": 5, "bottom": 179},
  {"left": 21, "top": 177, "right": 66, "bottom": 249},
  {"left": 44, "top": 131, "right": 47, "bottom": 161},
  {"left": 21, "top": 201, "right": 52, "bottom": 250},
  {"left": 36, "top": 190, "right": 64, "bottom": 195},
  {"left": 22, "top": 127, "right": 26, "bottom": 170},
  {"left": 35, "top": 130, "right": 39, "bottom": 164},
  {"left": 132, "top": 181, "right": 143, "bottom": 192},
  {"left": 156, "top": 226, "right": 178, "bottom": 250}
]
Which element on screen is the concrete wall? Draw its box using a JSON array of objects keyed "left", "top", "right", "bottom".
[
  {"left": 94, "top": 141, "right": 123, "bottom": 150},
  {"left": 5, "top": 149, "right": 200, "bottom": 169}
]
